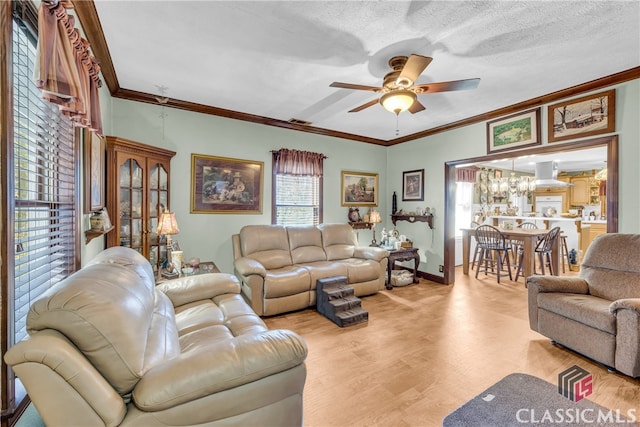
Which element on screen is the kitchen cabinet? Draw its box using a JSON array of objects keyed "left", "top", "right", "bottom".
[
  {"left": 581, "top": 222, "right": 607, "bottom": 255},
  {"left": 570, "top": 176, "right": 590, "bottom": 205},
  {"left": 105, "top": 136, "right": 176, "bottom": 273}
]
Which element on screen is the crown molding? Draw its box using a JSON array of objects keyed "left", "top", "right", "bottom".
[{"left": 72, "top": 1, "right": 639, "bottom": 147}]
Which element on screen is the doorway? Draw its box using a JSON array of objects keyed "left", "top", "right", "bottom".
[{"left": 443, "top": 135, "right": 619, "bottom": 285}]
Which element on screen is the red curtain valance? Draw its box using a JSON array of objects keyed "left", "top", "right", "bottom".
[
  {"left": 456, "top": 166, "right": 478, "bottom": 183},
  {"left": 35, "top": 0, "right": 103, "bottom": 134},
  {"left": 272, "top": 149, "right": 327, "bottom": 177}
]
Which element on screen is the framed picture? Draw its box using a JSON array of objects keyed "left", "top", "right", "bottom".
[
  {"left": 548, "top": 89, "right": 615, "bottom": 143},
  {"left": 402, "top": 169, "right": 424, "bottom": 201},
  {"left": 486, "top": 108, "right": 541, "bottom": 154},
  {"left": 190, "top": 154, "right": 263, "bottom": 214},
  {"left": 341, "top": 171, "right": 378, "bottom": 206},
  {"left": 83, "top": 129, "right": 105, "bottom": 213}
]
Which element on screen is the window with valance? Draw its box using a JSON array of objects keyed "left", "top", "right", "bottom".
[{"left": 272, "top": 149, "right": 327, "bottom": 226}]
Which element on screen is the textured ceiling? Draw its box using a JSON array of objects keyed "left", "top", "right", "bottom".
[{"left": 90, "top": 1, "right": 639, "bottom": 143}]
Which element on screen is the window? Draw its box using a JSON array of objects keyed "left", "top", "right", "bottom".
[
  {"left": 455, "top": 182, "right": 474, "bottom": 237},
  {"left": 274, "top": 174, "right": 321, "bottom": 225},
  {"left": 2, "top": 2, "right": 79, "bottom": 415},
  {"left": 272, "top": 149, "right": 325, "bottom": 226}
]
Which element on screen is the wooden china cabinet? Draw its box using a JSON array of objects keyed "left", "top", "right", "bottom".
[{"left": 105, "top": 136, "right": 176, "bottom": 274}]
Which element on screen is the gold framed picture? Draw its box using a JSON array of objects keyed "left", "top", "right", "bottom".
[{"left": 190, "top": 154, "right": 263, "bottom": 214}]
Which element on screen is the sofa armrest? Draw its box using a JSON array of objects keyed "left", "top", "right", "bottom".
[
  {"left": 527, "top": 276, "right": 590, "bottom": 332},
  {"left": 4, "top": 329, "right": 127, "bottom": 426},
  {"left": 133, "top": 329, "right": 307, "bottom": 411},
  {"left": 609, "top": 298, "right": 640, "bottom": 376},
  {"left": 156, "top": 273, "right": 241, "bottom": 307},
  {"left": 234, "top": 256, "right": 267, "bottom": 277},
  {"left": 526, "top": 275, "right": 590, "bottom": 294},
  {"left": 353, "top": 246, "right": 389, "bottom": 262},
  {"left": 610, "top": 298, "right": 640, "bottom": 315}
]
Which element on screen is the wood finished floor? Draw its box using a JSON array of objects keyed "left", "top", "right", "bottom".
[{"left": 264, "top": 267, "right": 640, "bottom": 427}]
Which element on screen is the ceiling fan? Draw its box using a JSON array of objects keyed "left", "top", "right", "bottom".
[{"left": 330, "top": 54, "right": 480, "bottom": 115}]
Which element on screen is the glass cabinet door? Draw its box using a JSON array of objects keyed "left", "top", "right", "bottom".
[
  {"left": 119, "top": 159, "right": 144, "bottom": 255},
  {"left": 148, "top": 161, "right": 170, "bottom": 273}
]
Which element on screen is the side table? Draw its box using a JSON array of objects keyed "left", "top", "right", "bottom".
[
  {"left": 156, "top": 261, "right": 220, "bottom": 284},
  {"left": 386, "top": 247, "right": 420, "bottom": 290}
]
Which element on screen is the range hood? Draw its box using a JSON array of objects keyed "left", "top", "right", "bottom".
[{"left": 534, "top": 161, "right": 574, "bottom": 188}]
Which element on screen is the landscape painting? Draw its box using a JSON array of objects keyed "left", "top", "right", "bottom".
[
  {"left": 341, "top": 171, "right": 378, "bottom": 207},
  {"left": 487, "top": 108, "right": 541, "bottom": 154},
  {"left": 548, "top": 90, "right": 615, "bottom": 143}
]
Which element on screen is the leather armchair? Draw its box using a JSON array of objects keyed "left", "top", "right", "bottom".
[{"left": 5, "top": 246, "right": 308, "bottom": 426}]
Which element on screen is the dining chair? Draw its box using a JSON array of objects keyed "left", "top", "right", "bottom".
[
  {"left": 475, "top": 225, "right": 513, "bottom": 283},
  {"left": 510, "top": 221, "right": 539, "bottom": 262},
  {"left": 470, "top": 221, "right": 481, "bottom": 270},
  {"left": 515, "top": 226, "right": 561, "bottom": 281}
]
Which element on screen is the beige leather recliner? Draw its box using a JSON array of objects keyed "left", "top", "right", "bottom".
[
  {"left": 4, "top": 246, "right": 308, "bottom": 426},
  {"left": 528, "top": 233, "right": 640, "bottom": 377}
]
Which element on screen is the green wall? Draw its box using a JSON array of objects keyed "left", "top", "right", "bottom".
[{"left": 83, "top": 78, "right": 640, "bottom": 278}]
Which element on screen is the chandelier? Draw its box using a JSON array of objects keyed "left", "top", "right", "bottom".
[{"left": 490, "top": 172, "right": 536, "bottom": 198}]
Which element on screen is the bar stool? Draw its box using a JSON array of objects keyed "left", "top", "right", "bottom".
[
  {"left": 560, "top": 233, "right": 571, "bottom": 273},
  {"left": 475, "top": 225, "right": 512, "bottom": 283}
]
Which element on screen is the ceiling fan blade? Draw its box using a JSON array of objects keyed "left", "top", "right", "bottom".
[
  {"left": 409, "top": 100, "right": 425, "bottom": 114},
  {"left": 330, "top": 82, "right": 381, "bottom": 92},
  {"left": 348, "top": 98, "right": 379, "bottom": 113},
  {"left": 414, "top": 78, "right": 481, "bottom": 93},
  {"left": 398, "top": 55, "right": 433, "bottom": 85}
]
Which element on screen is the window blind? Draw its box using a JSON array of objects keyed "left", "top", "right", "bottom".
[
  {"left": 274, "top": 174, "right": 320, "bottom": 226},
  {"left": 12, "top": 15, "right": 77, "bottom": 343}
]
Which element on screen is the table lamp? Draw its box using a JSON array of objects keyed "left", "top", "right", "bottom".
[
  {"left": 156, "top": 210, "right": 180, "bottom": 273},
  {"left": 369, "top": 209, "right": 382, "bottom": 246}
]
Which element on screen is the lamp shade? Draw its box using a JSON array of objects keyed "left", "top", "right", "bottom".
[
  {"left": 156, "top": 212, "right": 180, "bottom": 235},
  {"left": 369, "top": 209, "right": 382, "bottom": 224},
  {"left": 380, "top": 90, "right": 416, "bottom": 114}
]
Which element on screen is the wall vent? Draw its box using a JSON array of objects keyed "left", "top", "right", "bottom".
[{"left": 288, "top": 118, "right": 313, "bottom": 126}]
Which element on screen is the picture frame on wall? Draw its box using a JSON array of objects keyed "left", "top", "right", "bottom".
[
  {"left": 190, "top": 154, "right": 264, "bottom": 214},
  {"left": 83, "top": 129, "right": 105, "bottom": 213},
  {"left": 341, "top": 171, "right": 378, "bottom": 206},
  {"left": 548, "top": 89, "right": 615, "bottom": 143},
  {"left": 486, "top": 108, "right": 541, "bottom": 154},
  {"left": 402, "top": 169, "right": 424, "bottom": 201}
]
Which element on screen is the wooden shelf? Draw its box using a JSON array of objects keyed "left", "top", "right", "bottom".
[
  {"left": 85, "top": 226, "right": 114, "bottom": 244},
  {"left": 391, "top": 214, "right": 433, "bottom": 229},
  {"left": 349, "top": 221, "right": 372, "bottom": 230}
]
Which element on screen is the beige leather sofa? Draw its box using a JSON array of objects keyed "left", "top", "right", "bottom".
[
  {"left": 528, "top": 233, "right": 640, "bottom": 377},
  {"left": 233, "top": 223, "right": 389, "bottom": 316},
  {"left": 4, "top": 246, "right": 308, "bottom": 426}
]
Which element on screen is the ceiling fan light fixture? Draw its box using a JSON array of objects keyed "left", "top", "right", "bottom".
[{"left": 380, "top": 90, "right": 416, "bottom": 115}]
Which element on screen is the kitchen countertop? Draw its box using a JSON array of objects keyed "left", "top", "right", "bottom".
[
  {"left": 582, "top": 220, "right": 607, "bottom": 224},
  {"left": 490, "top": 215, "right": 581, "bottom": 222}
]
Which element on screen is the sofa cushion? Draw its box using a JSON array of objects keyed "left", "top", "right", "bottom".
[
  {"left": 288, "top": 225, "right": 327, "bottom": 264},
  {"left": 580, "top": 234, "right": 640, "bottom": 301},
  {"left": 300, "top": 261, "right": 348, "bottom": 290},
  {"left": 264, "top": 266, "right": 311, "bottom": 298},
  {"left": 537, "top": 293, "right": 615, "bottom": 334},
  {"left": 342, "top": 258, "right": 381, "bottom": 283},
  {"left": 319, "top": 223, "right": 357, "bottom": 260},
  {"left": 240, "top": 225, "right": 293, "bottom": 269}
]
